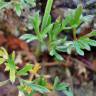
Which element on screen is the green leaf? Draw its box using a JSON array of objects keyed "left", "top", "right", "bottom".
[
  {"left": 53, "top": 77, "right": 60, "bottom": 89},
  {"left": 0, "top": 47, "right": 8, "bottom": 59},
  {"left": 50, "top": 49, "right": 56, "bottom": 56},
  {"left": 78, "top": 39, "right": 91, "bottom": 51},
  {"left": 81, "top": 15, "right": 94, "bottom": 22},
  {"left": 86, "top": 30, "right": 96, "bottom": 37},
  {"left": 41, "top": 24, "right": 53, "bottom": 39},
  {"left": 7, "top": 56, "right": 16, "bottom": 83},
  {"left": 0, "top": 58, "right": 5, "bottom": 64},
  {"left": 54, "top": 52, "right": 64, "bottom": 61},
  {"left": 74, "top": 41, "right": 84, "bottom": 56},
  {"left": 51, "top": 19, "right": 61, "bottom": 40},
  {"left": 0, "top": 1, "right": 9, "bottom": 9},
  {"left": 64, "top": 5, "right": 82, "bottom": 28},
  {"left": 29, "top": 83, "right": 50, "bottom": 93},
  {"left": 63, "top": 90, "right": 73, "bottom": 96},
  {"left": 14, "top": 2, "right": 22, "bottom": 16},
  {"left": 16, "top": 64, "right": 33, "bottom": 76},
  {"left": 88, "top": 39, "right": 96, "bottom": 47},
  {"left": 23, "top": 81, "right": 50, "bottom": 93},
  {"left": 56, "top": 83, "right": 73, "bottom": 96},
  {"left": 74, "top": 4, "right": 82, "bottom": 25},
  {"left": 20, "top": 34, "right": 37, "bottom": 43},
  {"left": 25, "top": 0, "right": 36, "bottom": 6},
  {"left": 32, "top": 11, "right": 40, "bottom": 34},
  {"left": 41, "top": 0, "right": 53, "bottom": 31},
  {"left": 62, "top": 19, "right": 68, "bottom": 29},
  {"left": 37, "top": 76, "right": 47, "bottom": 87},
  {"left": 47, "top": 15, "right": 52, "bottom": 26},
  {"left": 56, "top": 83, "right": 69, "bottom": 91},
  {"left": 56, "top": 46, "right": 67, "bottom": 52},
  {"left": 11, "top": 51, "right": 15, "bottom": 60}
]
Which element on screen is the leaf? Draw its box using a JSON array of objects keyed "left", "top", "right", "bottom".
[
  {"left": 56, "top": 83, "right": 69, "bottom": 91},
  {"left": 41, "top": 24, "right": 53, "bottom": 39},
  {"left": 78, "top": 39, "right": 91, "bottom": 51},
  {"left": 37, "top": 76, "right": 47, "bottom": 87},
  {"left": 12, "top": 51, "right": 15, "bottom": 60},
  {"left": 0, "top": 1, "right": 9, "bottom": 9},
  {"left": 47, "top": 15, "right": 52, "bottom": 26},
  {"left": 0, "top": 58, "right": 5, "bottom": 64},
  {"left": 81, "top": 15, "right": 94, "bottom": 22},
  {"left": 88, "top": 39, "right": 96, "bottom": 47},
  {"left": 0, "top": 47, "right": 8, "bottom": 59},
  {"left": 7, "top": 56, "right": 16, "bottom": 83},
  {"left": 86, "top": 30, "right": 96, "bottom": 37},
  {"left": 67, "top": 44, "right": 74, "bottom": 55},
  {"left": 64, "top": 5, "right": 82, "bottom": 28},
  {"left": 56, "top": 46, "right": 67, "bottom": 52},
  {"left": 41, "top": 0, "right": 53, "bottom": 31},
  {"left": 20, "top": 34, "right": 37, "bottom": 43},
  {"left": 16, "top": 64, "right": 33, "bottom": 76},
  {"left": 63, "top": 90, "right": 73, "bottom": 96},
  {"left": 51, "top": 19, "right": 61, "bottom": 40},
  {"left": 23, "top": 81, "right": 50, "bottom": 93},
  {"left": 14, "top": 2, "right": 22, "bottom": 16},
  {"left": 25, "top": 0, "right": 36, "bottom": 6},
  {"left": 50, "top": 49, "right": 56, "bottom": 56},
  {"left": 74, "top": 4, "right": 83, "bottom": 25},
  {"left": 53, "top": 77, "right": 60, "bottom": 89},
  {"left": 56, "top": 83, "right": 73, "bottom": 96},
  {"left": 32, "top": 11, "right": 40, "bottom": 34},
  {"left": 54, "top": 52, "right": 64, "bottom": 61},
  {"left": 29, "top": 84, "right": 50, "bottom": 93},
  {"left": 74, "top": 41, "right": 84, "bottom": 56}
]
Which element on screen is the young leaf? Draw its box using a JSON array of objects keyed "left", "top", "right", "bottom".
[
  {"left": 22, "top": 81, "right": 50, "bottom": 94},
  {"left": 86, "top": 30, "right": 96, "bottom": 37},
  {"left": 0, "top": 58, "right": 5, "bottom": 64},
  {"left": 78, "top": 39, "right": 91, "bottom": 51},
  {"left": 41, "top": 24, "right": 53, "bottom": 39},
  {"left": 67, "top": 44, "right": 74, "bottom": 55},
  {"left": 20, "top": 34, "right": 37, "bottom": 43},
  {"left": 14, "top": 2, "right": 22, "bottom": 16},
  {"left": 88, "top": 39, "right": 96, "bottom": 47},
  {"left": 51, "top": 18, "right": 61, "bottom": 40},
  {"left": 74, "top": 4, "right": 82, "bottom": 25},
  {"left": 54, "top": 52, "right": 64, "bottom": 61},
  {"left": 0, "top": 47, "right": 8, "bottom": 59},
  {"left": 32, "top": 12, "right": 40, "bottom": 34},
  {"left": 56, "top": 46, "right": 67, "bottom": 52},
  {"left": 74, "top": 41, "right": 84, "bottom": 56},
  {"left": 7, "top": 56, "right": 16, "bottom": 83},
  {"left": 16, "top": 64, "right": 33, "bottom": 76},
  {"left": 47, "top": 15, "right": 52, "bottom": 26},
  {"left": 53, "top": 77, "right": 60, "bottom": 89},
  {"left": 41, "top": 0, "right": 53, "bottom": 31},
  {"left": 0, "top": 1, "right": 9, "bottom": 9},
  {"left": 25, "top": 0, "right": 36, "bottom": 6}
]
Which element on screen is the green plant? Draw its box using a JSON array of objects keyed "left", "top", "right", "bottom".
[
  {"left": 21, "top": 0, "right": 96, "bottom": 61},
  {"left": 0, "top": 0, "right": 35, "bottom": 16},
  {"left": 0, "top": 47, "right": 50, "bottom": 95},
  {"left": 53, "top": 77, "right": 73, "bottom": 96}
]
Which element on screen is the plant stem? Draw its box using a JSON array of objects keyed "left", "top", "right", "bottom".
[{"left": 73, "top": 28, "right": 77, "bottom": 40}]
